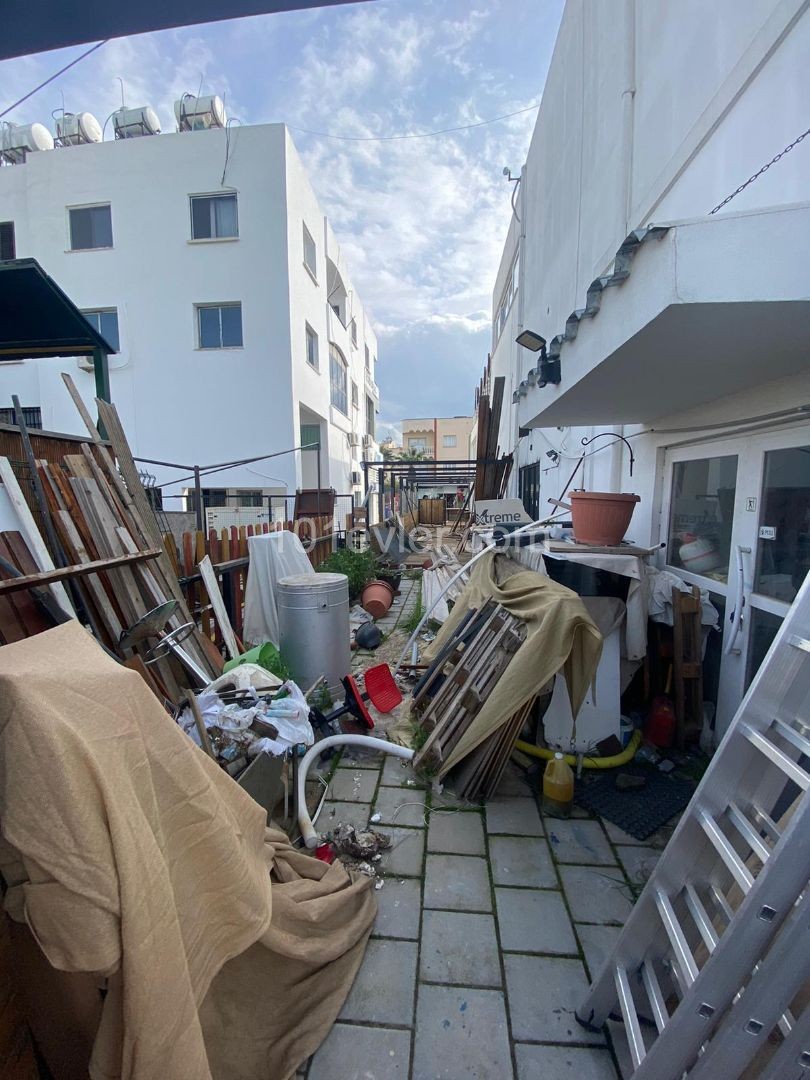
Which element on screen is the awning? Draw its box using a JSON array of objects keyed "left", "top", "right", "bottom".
[{"left": 518, "top": 204, "right": 810, "bottom": 429}]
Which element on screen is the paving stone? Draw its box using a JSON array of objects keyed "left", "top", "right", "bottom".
[
  {"left": 381, "top": 754, "right": 426, "bottom": 788},
  {"left": 615, "top": 845, "right": 660, "bottom": 888},
  {"left": 431, "top": 784, "right": 483, "bottom": 811},
  {"left": 321, "top": 800, "right": 372, "bottom": 832},
  {"left": 420, "top": 910, "right": 501, "bottom": 987},
  {"left": 495, "top": 887, "right": 577, "bottom": 955},
  {"left": 339, "top": 938, "right": 417, "bottom": 1026},
  {"left": 576, "top": 923, "right": 623, "bottom": 980},
  {"left": 337, "top": 745, "right": 384, "bottom": 768},
  {"left": 427, "top": 810, "right": 486, "bottom": 856},
  {"left": 372, "top": 877, "right": 421, "bottom": 940},
  {"left": 328, "top": 768, "right": 379, "bottom": 803},
  {"left": 308, "top": 1023, "right": 411, "bottom": 1080},
  {"left": 546, "top": 819, "right": 617, "bottom": 865},
  {"left": 488, "top": 835, "right": 557, "bottom": 888},
  {"left": 373, "top": 785, "right": 427, "bottom": 827},
  {"left": 558, "top": 865, "right": 633, "bottom": 925},
  {"left": 485, "top": 797, "right": 544, "bottom": 836},
  {"left": 603, "top": 820, "right": 648, "bottom": 846},
  {"left": 423, "top": 854, "right": 492, "bottom": 912},
  {"left": 515, "top": 1043, "right": 618, "bottom": 1079},
  {"left": 413, "top": 985, "right": 513, "bottom": 1080},
  {"left": 504, "top": 954, "right": 605, "bottom": 1044},
  {"left": 378, "top": 826, "right": 425, "bottom": 878}
]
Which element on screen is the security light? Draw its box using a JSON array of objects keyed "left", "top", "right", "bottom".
[{"left": 516, "top": 330, "right": 546, "bottom": 352}]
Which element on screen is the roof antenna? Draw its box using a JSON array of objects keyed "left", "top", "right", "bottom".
[{"left": 116, "top": 77, "right": 125, "bottom": 108}]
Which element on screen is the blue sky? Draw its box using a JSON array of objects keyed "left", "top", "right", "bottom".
[{"left": 0, "top": 0, "right": 565, "bottom": 441}]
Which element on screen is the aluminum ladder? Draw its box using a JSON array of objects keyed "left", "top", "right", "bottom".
[{"left": 576, "top": 570, "right": 810, "bottom": 1079}]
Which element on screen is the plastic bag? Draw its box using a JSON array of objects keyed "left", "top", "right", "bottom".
[{"left": 250, "top": 680, "right": 314, "bottom": 756}]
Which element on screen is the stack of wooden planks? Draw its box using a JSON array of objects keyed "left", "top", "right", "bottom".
[
  {"left": 411, "top": 601, "right": 529, "bottom": 798},
  {"left": 0, "top": 375, "right": 221, "bottom": 701},
  {"left": 473, "top": 363, "right": 513, "bottom": 501}
]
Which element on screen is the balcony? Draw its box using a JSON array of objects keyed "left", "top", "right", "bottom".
[{"left": 364, "top": 368, "right": 379, "bottom": 399}]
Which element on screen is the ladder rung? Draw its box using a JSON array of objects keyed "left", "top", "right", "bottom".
[
  {"left": 655, "top": 890, "right": 699, "bottom": 988},
  {"left": 709, "top": 883, "right": 735, "bottom": 924},
  {"left": 614, "top": 965, "right": 646, "bottom": 1068},
  {"left": 699, "top": 810, "right": 755, "bottom": 892},
  {"left": 741, "top": 722, "right": 810, "bottom": 790},
  {"left": 727, "top": 803, "right": 772, "bottom": 864},
  {"left": 640, "top": 961, "right": 669, "bottom": 1034},
  {"left": 750, "top": 803, "right": 782, "bottom": 844},
  {"left": 684, "top": 883, "right": 719, "bottom": 955},
  {"left": 771, "top": 716, "right": 810, "bottom": 759}
]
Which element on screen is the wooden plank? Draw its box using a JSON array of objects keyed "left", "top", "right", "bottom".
[
  {"left": 0, "top": 548, "right": 162, "bottom": 595},
  {"left": 198, "top": 555, "right": 240, "bottom": 660},
  {"left": 0, "top": 457, "right": 75, "bottom": 617},
  {"left": 0, "top": 535, "right": 55, "bottom": 636},
  {"left": 56, "top": 510, "right": 123, "bottom": 641}
]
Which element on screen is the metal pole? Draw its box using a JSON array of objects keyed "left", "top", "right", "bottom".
[{"left": 193, "top": 464, "right": 203, "bottom": 532}]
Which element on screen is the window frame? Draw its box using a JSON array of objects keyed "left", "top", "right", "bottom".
[
  {"left": 302, "top": 223, "right": 317, "bottom": 279},
  {"left": 0, "top": 405, "right": 42, "bottom": 429},
  {"left": 350, "top": 318, "right": 358, "bottom": 347},
  {"left": 195, "top": 302, "right": 244, "bottom": 350},
  {"left": 68, "top": 203, "right": 113, "bottom": 252},
  {"left": 329, "top": 343, "right": 349, "bottom": 416},
  {"left": 305, "top": 323, "right": 319, "bottom": 370},
  {"left": 189, "top": 192, "right": 239, "bottom": 242},
  {"left": 0, "top": 221, "right": 15, "bottom": 261},
  {"left": 81, "top": 307, "right": 120, "bottom": 353},
  {"left": 365, "top": 395, "right": 375, "bottom": 438},
  {"left": 442, "top": 434, "right": 458, "bottom": 449},
  {"left": 351, "top": 380, "right": 359, "bottom": 410}
]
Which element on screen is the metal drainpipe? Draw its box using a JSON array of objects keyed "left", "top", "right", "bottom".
[{"left": 621, "top": 0, "right": 637, "bottom": 234}]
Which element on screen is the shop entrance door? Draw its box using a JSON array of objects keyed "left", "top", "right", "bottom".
[{"left": 661, "top": 428, "right": 810, "bottom": 739}]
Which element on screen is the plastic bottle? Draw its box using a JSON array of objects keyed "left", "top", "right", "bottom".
[{"left": 542, "top": 752, "right": 574, "bottom": 818}]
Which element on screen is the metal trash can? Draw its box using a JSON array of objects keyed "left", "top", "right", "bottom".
[{"left": 277, "top": 573, "right": 351, "bottom": 697}]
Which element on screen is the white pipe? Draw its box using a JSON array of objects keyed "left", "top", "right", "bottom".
[
  {"left": 394, "top": 516, "right": 548, "bottom": 672},
  {"left": 297, "top": 735, "right": 415, "bottom": 848}
]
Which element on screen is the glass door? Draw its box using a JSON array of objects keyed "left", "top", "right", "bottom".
[{"left": 661, "top": 429, "right": 810, "bottom": 740}]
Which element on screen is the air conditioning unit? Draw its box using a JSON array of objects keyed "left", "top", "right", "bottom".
[
  {"left": 363, "top": 435, "right": 373, "bottom": 449},
  {"left": 174, "top": 95, "right": 226, "bottom": 132},
  {"left": 351, "top": 471, "right": 361, "bottom": 486},
  {"left": 112, "top": 106, "right": 161, "bottom": 139},
  {"left": 349, "top": 433, "right": 360, "bottom": 448},
  {"left": 76, "top": 355, "right": 95, "bottom": 372}
]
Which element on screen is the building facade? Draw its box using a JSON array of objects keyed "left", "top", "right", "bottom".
[
  {"left": 488, "top": 0, "right": 810, "bottom": 736},
  {"left": 401, "top": 416, "right": 475, "bottom": 461},
  {"left": 0, "top": 119, "right": 380, "bottom": 517}
]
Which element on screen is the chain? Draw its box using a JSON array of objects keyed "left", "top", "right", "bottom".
[{"left": 709, "top": 127, "right": 810, "bottom": 214}]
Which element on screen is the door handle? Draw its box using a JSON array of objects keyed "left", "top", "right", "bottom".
[{"left": 725, "top": 545, "right": 752, "bottom": 656}]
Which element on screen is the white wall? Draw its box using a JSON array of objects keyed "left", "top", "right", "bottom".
[
  {"left": 0, "top": 121, "right": 380, "bottom": 507},
  {"left": 494, "top": 0, "right": 810, "bottom": 529}
]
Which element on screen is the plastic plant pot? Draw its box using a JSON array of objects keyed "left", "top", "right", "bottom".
[
  {"left": 569, "top": 491, "right": 640, "bottom": 546},
  {"left": 360, "top": 579, "right": 395, "bottom": 619}
]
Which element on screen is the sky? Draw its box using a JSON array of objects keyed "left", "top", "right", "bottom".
[{"left": 0, "top": 0, "right": 565, "bottom": 443}]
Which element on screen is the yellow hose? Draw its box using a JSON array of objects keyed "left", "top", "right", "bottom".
[{"left": 514, "top": 729, "right": 642, "bottom": 769}]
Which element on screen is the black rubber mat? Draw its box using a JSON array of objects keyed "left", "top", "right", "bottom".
[{"left": 574, "top": 764, "right": 695, "bottom": 841}]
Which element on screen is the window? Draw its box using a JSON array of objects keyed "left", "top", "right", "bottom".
[
  {"left": 82, "top": 308, "right": 120, "bottom": 352},
  {"left": 238, "top": 490, "right": 263, "bottom": 507},
  {"left": 69, "top": 204, "right": 112, "bottom": 250},
  {"left": 364, "top": 344, "right": 370, "bottom": 370},
  {"left": 493, "top": 248, "right": 520, "bottom": 345},
  {"left": 351, "top": 319, "right": 358, "bottom": 346},
  {"left": 519, "top": 462, "right": 540, "bottom": 519},
  {"left": 365, "top": 395, "right": 375, "bottom": 438},
  {"left": 305, "top": 323, "right": 319, "bottom": 370},
  {"left": 351, "top": 380, "right": 359, "bottom": 409},
  {"left": 0, "top": 406, "right": 41, "bottom": 429},
  {"left": 303, "top": 224, "right": 317, "bottom": 277},
  {"left": 408, "top": 437, "right": 427, "bottom": 451},
  {"left": 190, "top": 193, "right": 238, "bottom": 240},
  {"left": 300, "top": 423, "right": 320, "bottom": 450},
  {"left": 197, "top": 303, "right": 243, "bottom": 349},
  {"left": 0, "top": 221, "right": 15, "bottom": 261},
  {"left": 443, "top": 434, "right": 457, "bottom": 448},
  {"left": 145, "top": 487, "right": 163, "bottom": 511},
  {"left": 329, "top": 343, "right": 348, "bottom": 415},
  {"left": 188, "top": 488, "right": 227, "bottom": 513}
]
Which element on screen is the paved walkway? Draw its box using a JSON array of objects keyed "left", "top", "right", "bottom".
[{"left": 303, "top": 747, "right": 664, "bottom": 1079}]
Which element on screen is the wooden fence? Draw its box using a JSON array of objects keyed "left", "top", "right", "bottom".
[{"left": 162, "top": 516, "right": 334, "bottom": 652}]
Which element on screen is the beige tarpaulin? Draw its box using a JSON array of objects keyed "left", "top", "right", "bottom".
[
  {"left": 0, "top": 623, "right": 374, "bottom": 1080},
  {"left": 422, "top": 552, "right": 604, "bottom": 775}
]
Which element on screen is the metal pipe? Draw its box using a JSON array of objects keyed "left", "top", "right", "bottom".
[{"left": 193, "top": 465, "right": 203, "bottom": 532}]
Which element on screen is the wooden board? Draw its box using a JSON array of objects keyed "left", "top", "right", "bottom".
[
  {"left": 198, "top": 555, "right": 240, "bottom": 660},
  {"left": 0, "top": 548, "right": 161, "bottom": 595}
]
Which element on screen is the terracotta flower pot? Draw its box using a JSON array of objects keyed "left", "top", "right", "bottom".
[
  {"left": 361, "top": 579, "right": 395, "bottom": 619},
  {"left": 569, "top": 491, "right": 640, "bottom": 546}
]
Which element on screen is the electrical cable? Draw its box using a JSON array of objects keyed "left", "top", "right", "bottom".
[
  {"left": 1, "top": 40, "right": 108, "bottom": 120},
  {"left": 288, "top": 103, "right": 540, "bottom": 143}
]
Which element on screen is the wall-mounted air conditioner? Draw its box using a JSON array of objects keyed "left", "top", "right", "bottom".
[
  {"left": 349, "top": 433, "right": 360, "bottom": 448},
  {"left": 362, "top": 435, "right": 373, "bottom": 449},
  {"left": 76, "top": 355, "right": 95, "bottom": 372}
]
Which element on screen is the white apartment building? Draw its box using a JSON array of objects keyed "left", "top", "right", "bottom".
[
  {"left": 489, "top": 0, "right": 810, "bottom": 736},
  {"left": 0, "top": 114, "right": 380, "bottom": 519}
]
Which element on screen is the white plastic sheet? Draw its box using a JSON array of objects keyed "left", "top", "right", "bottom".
[{"left": 243, "top": 531, "right": 313, "bottom": 647}]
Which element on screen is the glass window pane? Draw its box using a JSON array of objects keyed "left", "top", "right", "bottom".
[
  {"left": 90, "top": 206, "right": 112, "bottom": 247},
  {"left": 198, "top": 307, "right": 221, "bottom": 348},
  {"left": 667, "top": 455, "right": 738, "bottom": 583},
  {"left": 745, "top": 608, "right": 782, "bottom": 690},
  {"left": 213, "top": 195, "right": 238, "bottom": 237},
  {"left": 220, "top": 305, "right": 243, "bottom": 347},
  {"left": 191, "top": 197, "right": 212, "bottom": 239},
  {"left": 306, "top": 326, "right": 318, "bottom": 368},
  {"left": 70, "top": 206, "right": 112, "bottom": 249},
  {"left": 99, "top": 311, "right": 120, "bottom": 352},
  {"left": 754, "top": 445, "right": 810, "bottom": 603}
]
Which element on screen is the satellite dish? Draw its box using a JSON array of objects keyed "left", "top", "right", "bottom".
[{"left": 502, "top": 166, "right": 510, "bottom": 176}]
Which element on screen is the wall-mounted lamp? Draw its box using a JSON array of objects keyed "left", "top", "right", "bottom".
[
  {"left": 515, "top": 329, "right": 560, "bottom": 387},
  {"left": 516, "top": 329, "right": 546, "bottom": 352}
]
